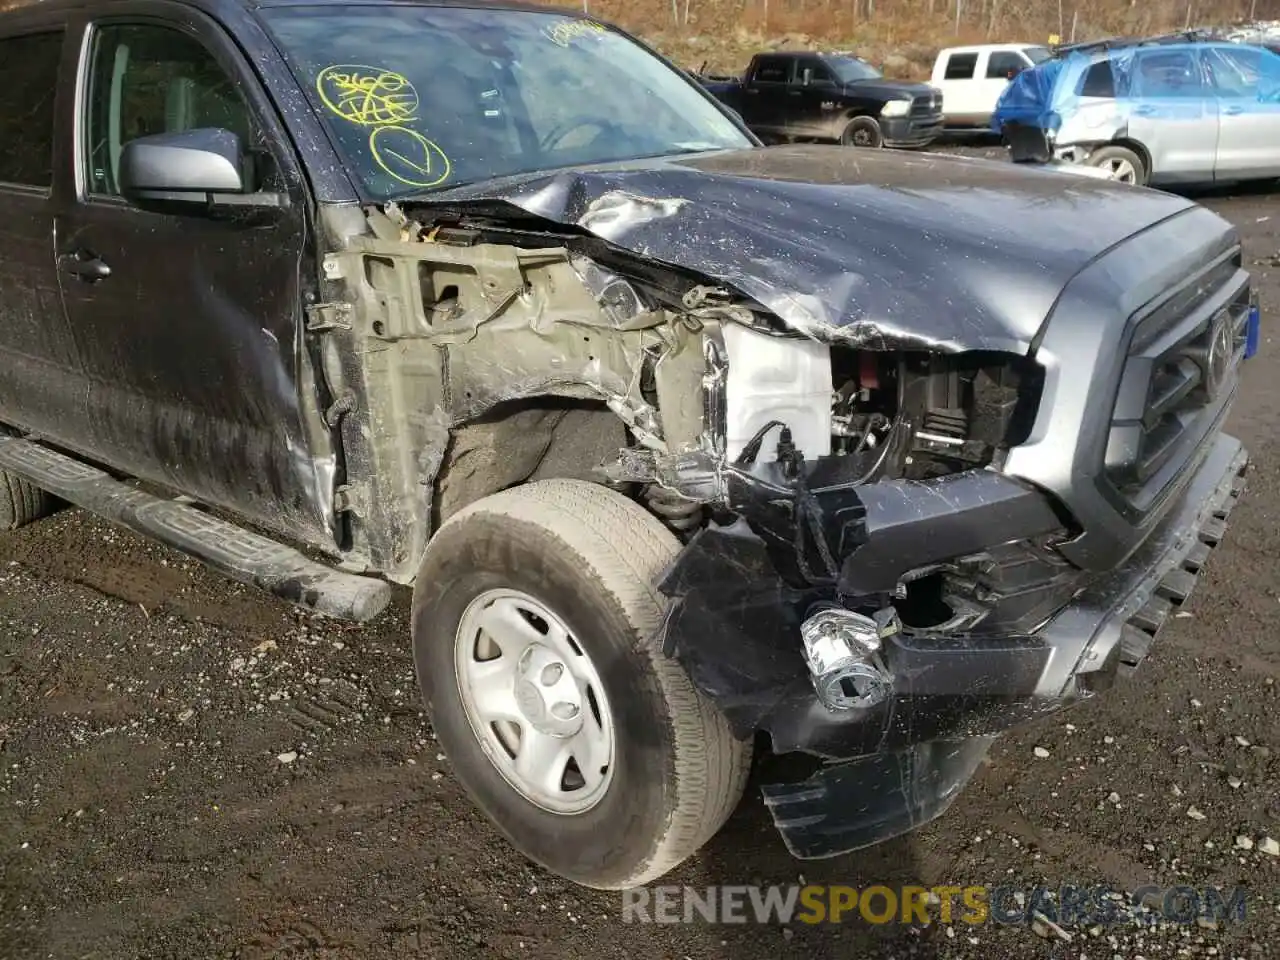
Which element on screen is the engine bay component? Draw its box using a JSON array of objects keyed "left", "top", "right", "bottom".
[{"left": 722, "top": 322, "right": 833, "bottom": 462}]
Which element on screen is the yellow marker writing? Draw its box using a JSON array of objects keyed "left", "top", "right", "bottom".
[
  {"left": 317, "top": 64, "right": 419, "bottom": 126},
  {"left": 545, "top": 19, "right": 607, "bottom": 48},
  {"left": 368, "top": 125, "right": 451, "bottom": 189}
]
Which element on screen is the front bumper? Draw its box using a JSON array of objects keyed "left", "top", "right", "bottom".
[
  {"left": 659, "top": 433, "right": 1248, "bottom": 857},
  {"left": 881, "top": 114, "right": 943, "bottom": 148}
]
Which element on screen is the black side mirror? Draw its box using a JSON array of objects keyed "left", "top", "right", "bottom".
[{"left": 119, "top": 128, "right": 283, "bottom": 213}]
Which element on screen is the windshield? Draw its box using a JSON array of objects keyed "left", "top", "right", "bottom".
[
  {"left": 825, "top": 56, "right": 884, "bottom": 83},
  {"left": 260, "top": 5, "right": 750, "bottom": 197},
  {"left": 1024, "top": 45, "right": 1052, "bottom": 64}
]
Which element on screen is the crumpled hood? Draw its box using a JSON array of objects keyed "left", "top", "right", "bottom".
[{"left": 419, "top": 145, "right": 1203, "bottom": 352}]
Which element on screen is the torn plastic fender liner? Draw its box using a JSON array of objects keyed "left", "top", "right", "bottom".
[
  {"left": 839, "top": 469, "right": 1065, "bottom": 596},
  {"left": 707, "top": 459, "right": 1065, "bottom": 597},
  {"left": 658, "top": 467, "right": 1070, "bottom": 759},
  {"left": 754, "top": 433, "right": 1249, "bottom": 859},
  {"left": 657, "top": 522, "right": 1055, "bottom": 757},
  {"left": 763, "top": 736, "right": 996, "bottom": 859}
]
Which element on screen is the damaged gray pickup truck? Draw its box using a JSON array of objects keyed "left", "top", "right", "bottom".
[{"left": 0, "top": 0, "right": 1258, "bottom": 889}]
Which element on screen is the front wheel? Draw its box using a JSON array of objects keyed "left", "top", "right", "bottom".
[
  {"left": 841, "top": 116, "right": 884, "bottom": 149},
  {"left": 412, "top": 479, "right": 751, "bottom": 889},
  {"left": 1086, "top": 144, "right": 1148, "bottom": 186}
]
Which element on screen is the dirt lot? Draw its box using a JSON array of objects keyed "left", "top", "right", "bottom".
[{"left": 2, "top": 158, "right": 1279, "bottom": 960}]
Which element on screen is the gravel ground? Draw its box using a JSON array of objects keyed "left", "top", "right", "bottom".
[{"left": 1, "top": 158, "right": 1279, "bottom": 960}]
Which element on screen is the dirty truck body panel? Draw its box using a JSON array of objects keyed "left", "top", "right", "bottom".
[
  {"left": 0, "top": 0, "right": 346, "bottom": 550},
  {"left": 0, "top": 0, "right": 1254, "bottom": 869}
]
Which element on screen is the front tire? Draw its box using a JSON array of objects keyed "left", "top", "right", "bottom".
[
  {"left": 841, "top": 116, "right": 884, "bottom": 149},
  {"left": 1086, "top": 144, "right": 1148, "bottom": 186},
  {"left": 412, "top": 479, "right": 751, "bottom": 889}
]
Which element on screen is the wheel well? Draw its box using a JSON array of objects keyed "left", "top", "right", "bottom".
[{"left": 430, "top": 397, "right": 627, "bottom": 529}]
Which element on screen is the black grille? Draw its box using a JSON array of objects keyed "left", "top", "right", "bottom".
[
  {"left": 911, "top": 93, "right": 942, "bottom": 117},
  {"left": 1105, "top": 256, "right": 1250, "bottom": 514}
]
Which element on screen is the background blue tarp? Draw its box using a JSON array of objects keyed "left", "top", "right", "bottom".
[{"left": 990, "top": 56, "right": 1072, "bottom": 132}]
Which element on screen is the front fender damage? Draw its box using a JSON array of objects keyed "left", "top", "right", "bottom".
[
  {"left": 311, "top": 195, "right": 1080, "bottom": 860},
  {"left": 305, "top": 153, "right": 1253, "bottom": 862},
  {"left": 316, "top": 193, "right": 1066, "bottom": 681},
  {"left": 317, "top": 188, "right": 980, "bottom": 576},
  {"left": 313, "top": 201, "right": 771, "bottom": 581}
]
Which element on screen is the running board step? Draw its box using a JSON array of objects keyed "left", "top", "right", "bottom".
[{"left": 0, "top": 437, "right": 390, "bottom": 622}]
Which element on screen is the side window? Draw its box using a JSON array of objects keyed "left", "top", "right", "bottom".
[
  {"left": 84, "top": 24, "right": 256, "bottom": 197},
  {"left": 753, "top": 58, "right": 790, "bottom": 84},
  {"left": 986, "top": 51, "right": 1028, "bottom": 79},
  {"left": 943, "top": 52, "right": 978, "bottom": 80},
  {"left": 0, "top": 31, "right": 63, "bottom": 188},
  {"left": 1133, "top": 50, "right": 1207, "bottom": 99},
  {"left": 793, "top": 61, "right": 833, "bottom": 86},
  {"left": 1080, "top": 60, "right": 1116, "bottom": 97},
  {"left": 1206, "top": 47, "right": 1263, "bottom": 97}
]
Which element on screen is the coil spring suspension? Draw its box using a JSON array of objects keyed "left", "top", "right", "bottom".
[{"left": 643, "top": 485, "right": 703, "bottom": 534}]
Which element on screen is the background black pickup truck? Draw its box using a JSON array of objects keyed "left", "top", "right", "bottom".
[{"left": 699, "top": 51, "right": 944, "bottom": 148}]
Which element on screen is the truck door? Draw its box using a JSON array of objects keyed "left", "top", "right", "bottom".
[
  {"left": 938, "top": 50, "right": 980, "bottom": 124},
  {"left": 788, "top": 57, "right": 841, "bottom": 138},
  {"left": 1126, "top": 48, "right": 1218, "bottom": 182},
  {"left": 982, "top": 50, "right": 1032, "bottom": 123},
  {"left": 52, "top": 8, "right": 339, "bottom": 548},
  {"left": 1204, "top": 45, "right": 1280, "bottom": 181},
  {"left": 740, "top": 55, "right": 794, "bottom": 139},
  {"left": 0, "top": 25, "right": 85, "bottom": 442}
]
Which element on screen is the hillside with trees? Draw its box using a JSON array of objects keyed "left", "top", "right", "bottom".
[{"left": 554, "top": 0, "right": 1280, "bottom": 76}]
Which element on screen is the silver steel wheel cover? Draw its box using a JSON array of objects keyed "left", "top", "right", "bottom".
[
  {"left": 1103, "top": 157, "right": 1137, "bottom": 182},
  {"left": 454, "top": 588, "right": 616, "bottom": 814}
]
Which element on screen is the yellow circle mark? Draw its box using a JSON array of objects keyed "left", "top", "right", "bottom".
[
  {"left": 368, "top": 125, "right": 452, "bottom": 188},
  {"left": 317, "top": 64, "right": 419, "bottom": 126},
  {"left": 545, "top": 19, "right": 607, "bottom": 48}
]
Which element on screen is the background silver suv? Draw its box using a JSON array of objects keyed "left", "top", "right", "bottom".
[{"left": 1010, "top": 41, "right": 1280, "bottom": 186}]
